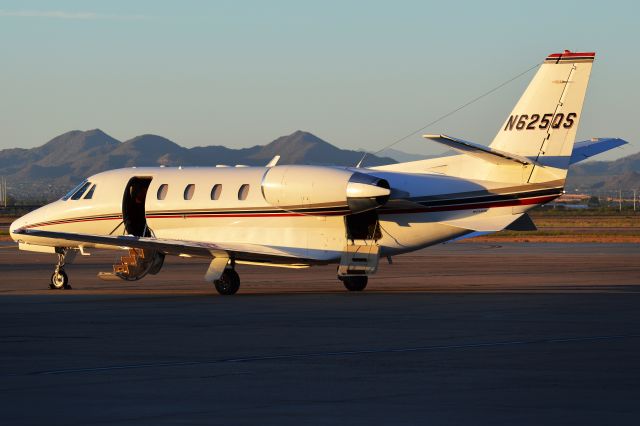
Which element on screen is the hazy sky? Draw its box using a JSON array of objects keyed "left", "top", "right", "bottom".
[{"left": 1, "top": 0, "right": 638, "bottom": 159}]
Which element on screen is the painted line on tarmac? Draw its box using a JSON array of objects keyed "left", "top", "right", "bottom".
[{"left": 15, "top": 333, "right": 640, "bottom": 376}]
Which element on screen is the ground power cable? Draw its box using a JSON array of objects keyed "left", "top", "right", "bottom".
[{"left": 357, "top": 61, "right": 541, "bottom": 167}]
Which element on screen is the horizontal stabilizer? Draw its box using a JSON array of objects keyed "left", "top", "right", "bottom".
[
  {"left": 570, "top": 138, "right": 628, "bottom": 164},
  {"left": 442, "top": 213, "right": 523, "bottom": 232},
  {"left": 423, "top": 134, "right": 540, "bottom": 166}
]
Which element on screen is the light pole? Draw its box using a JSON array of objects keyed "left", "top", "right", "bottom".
[
  {"left": 619, "top": 189, "right": 622, "bottom": 212},
  {"left": 0, "top": 177, "right": 5, "bottom": 209}
]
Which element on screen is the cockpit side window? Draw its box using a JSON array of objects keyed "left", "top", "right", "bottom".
[
  {"left": 61, "top": 180, "right": 87, "bottom": 201},
  {"left": 84, "top": 184, "right": 97, "bottom": 199},
  {"left": 70, "top": 181, "right": 92, "bottom": 200}
]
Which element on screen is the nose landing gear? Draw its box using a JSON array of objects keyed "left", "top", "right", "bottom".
[{"left": 50, "top": 250, "right": 73, "bottom": 290}]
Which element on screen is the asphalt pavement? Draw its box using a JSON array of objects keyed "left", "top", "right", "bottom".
[{"left": 1, "top": 242, "right": 639, "bottom": 425}]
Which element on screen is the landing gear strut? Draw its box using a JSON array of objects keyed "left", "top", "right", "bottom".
[
  {"left": 214, "top": 268, "right": 240, "bottom": 295},
  {"left": 50, "top": 250, "right": 72, "bottom": 290},
  {"left": 340, "top": 275, "right": 368, "bottom": 292}
]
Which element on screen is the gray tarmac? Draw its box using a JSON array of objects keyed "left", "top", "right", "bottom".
[{"left": 1, "top": 242, "right": 640, "bottom": 425}]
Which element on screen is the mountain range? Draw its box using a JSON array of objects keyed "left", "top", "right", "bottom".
[
  {"left": 564, "top": 151, "right": 640, "bottom": 193},
  {"left": 0, "top": 129, "right": 397, "bottom": 200},
  {"left": 0, "top": 129, "right": 637, "bottom": 201}
]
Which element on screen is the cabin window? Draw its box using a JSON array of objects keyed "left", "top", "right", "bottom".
[
  {"left": 70, "top": 181, "right": 92, "bottom": 200},
  {"left": 238, "top": 184, "right": 250, "bottom": 200},
  {"left": 184, "top": 184, "right": 195, "bottom": 200},
  {"left": 84, "top": 184, "right": 97, "bottom": 199},
  {"left": 61, "top": 180, "right": 87, "bottom": 200},
  {"left": 210, "top": 184, "right": 222, "bottom": 200},
  {"left": 157, "top": 184, "right": 168, "bottom": 200}
]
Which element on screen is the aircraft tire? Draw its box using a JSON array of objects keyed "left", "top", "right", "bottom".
[
  {"left": 50, "top": 269, "right": 71, "bottom": 290},
  {"left": 214, "top": 269, "right": 240, "bottom": 295},
  {"left": 341, "top": 276, "right": 368, "bottom": 292}
]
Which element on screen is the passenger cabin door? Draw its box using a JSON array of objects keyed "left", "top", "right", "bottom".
[{"left": 122, "top": 177, "right": 153, "bottom": 237}]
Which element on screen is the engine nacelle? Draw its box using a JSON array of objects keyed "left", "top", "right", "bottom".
[{"left": 261, "top": 166, "right": 390, "bottom": 215}]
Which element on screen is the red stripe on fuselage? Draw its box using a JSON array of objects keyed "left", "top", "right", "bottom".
[
  {"left": 379, "top": 194, "right": 558, "bottom": 215},
  {"left": 24, "top": 216, "right": 122, "bottom": 229},
  {"left": 22, "top": 194, "right": 558, "bottom": 229},
  {"left": 145, "top": 212, "right": 345, "bottom": 219}
]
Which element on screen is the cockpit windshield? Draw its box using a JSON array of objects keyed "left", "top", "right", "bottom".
[
  {"left": 84, "top": 184, "right": 97, "bottom": 199},
  {"left": 70, "top": 181, "right": 92, "bottom": 200},
  {"left": 61, "top": 180, "right": 95, "bottom": 201},
  {"left": 61, "top": 180, "right": 87, "bottom": 201}
]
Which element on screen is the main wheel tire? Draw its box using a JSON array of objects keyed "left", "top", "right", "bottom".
[
  {"left": 214, "top": 269, "right": 240, "bottom": 295},
  {"left": 50, "top": 269, "right": 70, "bottom": 290},
  {"left": 341, "top": 276, "right": 368, "bottom": 292}
]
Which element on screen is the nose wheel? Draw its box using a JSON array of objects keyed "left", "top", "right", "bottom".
[
  {"left": 50, "top": 269, "right": 70, "bottom": 289},
  {"left": 50, "top": 251, "right": 72, "bottom": 290}
]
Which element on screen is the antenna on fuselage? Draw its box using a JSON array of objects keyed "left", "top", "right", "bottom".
[{"left": 266, "top": 155, "right": 280, "bottom": 167}]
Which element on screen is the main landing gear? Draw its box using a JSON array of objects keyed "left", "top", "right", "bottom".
[
  {"left": 340, "top": 275, "right": 368, "bottom": 292},
  {"left": 214, "top": 268, "right": 240, "bottom": 295},
  {"left": 50, "top": 250, "right": 72, "bottom": 290}
]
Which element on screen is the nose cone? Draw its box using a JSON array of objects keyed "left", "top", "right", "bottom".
[
  {"left": 9, "top": 215, "right": 28, "bottom": 242},
  {"left": 9, "top": 205, "right": 47, "bottom": 242}
]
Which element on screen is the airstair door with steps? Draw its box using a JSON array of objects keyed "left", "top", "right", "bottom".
[
  {"left": 110, "top": 247, "right": 164, "bottom": 281},
  {"left": 113, "top": 248, "right": 148, "bottom": 278},
  {"left": 99, "top": 176, "right": 163, "bottom": 282},
  {"left": 338, "top": 210, "right": 381, "bottom": 277}
]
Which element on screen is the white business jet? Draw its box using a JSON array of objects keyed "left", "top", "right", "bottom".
[{"left": 10, "top": 51, "right": 627, "bottom": 294}]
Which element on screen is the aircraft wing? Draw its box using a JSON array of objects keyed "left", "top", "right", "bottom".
[
  {"left": 570, "top": 138, "right": 628, "bottom": 164},
  {"left": 423, "top": 134, "right": 541, "bottom": 166},
  {"left": 15, "top": 228, "right": 316, "bottom": 282},
  {"left": 14, "top": 228, "right": 305, "bottom": 263}
]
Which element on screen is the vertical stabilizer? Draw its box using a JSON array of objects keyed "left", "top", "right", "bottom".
[{"left": 487, "top": 51, "right": 594, "bottom": 184}]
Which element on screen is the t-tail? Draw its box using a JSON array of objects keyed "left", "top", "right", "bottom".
[
  {"left": 379, "top": 51, "right": 625, "bottom": 184},
  {"left": 486, "top": 50, "right": 595, "bottom": 184}
]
